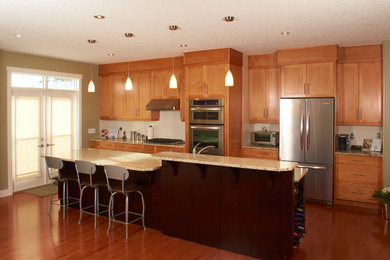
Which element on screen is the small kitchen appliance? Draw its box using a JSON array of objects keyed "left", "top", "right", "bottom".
[
  {"left": 336, "top": 134, "right": 350, "bottom": 151},
  {"left": 250, "top": 131, "right": 279, "bottom": 146}
]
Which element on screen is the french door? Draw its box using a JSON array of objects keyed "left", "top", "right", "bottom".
[{"left": 10, "top": 69, "right": 80, "bottom": 192}]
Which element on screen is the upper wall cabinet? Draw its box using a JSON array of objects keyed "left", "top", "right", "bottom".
[
  {"left": 248, "top": 54, "right": 280, "bottom": 123},
  {"left": 99, "top": 73, "right": 126, "bottom": 120},
  {"left": 336, "top": 45, "right": 382, "bottom": 125},
  {"left": 151, "top": 68, "right": 182, "bottom": 99},
  {"left": 278, "top": 45, "right": 337, "bottom": 98}
]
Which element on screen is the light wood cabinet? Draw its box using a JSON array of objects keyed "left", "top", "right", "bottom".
[
  {"left": 99, "top": 73, "right": 126, "bottom": 120},
  {"left": 337, "top": 61, "right": 382, "bottom": 125},
  {"left": 151, "top": 69, "right": 180, "bottom": 99},
  {"left": 185, "top": 64, "right": 227, "bottom": 97},
  {"left": 241, "top": 147, "right": 279, "bottom": 160},
  {"left": 249, "top": 68, "right": 279, "bottom": 122},
  {"left": 280, "top": 62, "right": 335, "bottom": 97},
  {"left": 99, "top": 75, "right": 111, "bottom": 119},
  {"left": 335, "top": 154, "right": 382, "bottom": 206}
]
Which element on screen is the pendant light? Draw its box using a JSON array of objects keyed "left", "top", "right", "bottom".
[
  {"left": 169, "top": 25, "right": 178, "bottom": 89},
  {"left": 87, "top": 39, "right": 96, "bottom": 93},
  {"left": 125, "top": 61, "right": 133, "bottom": 90},
  {"left": 88, "top": 63, "right": 95, "bottom": 92},
  {"left": 124, "top": 33, "right": 135, "bottom": 91},
  {"left": 224, "top": 16, "right": 235, "bottom": 87}
]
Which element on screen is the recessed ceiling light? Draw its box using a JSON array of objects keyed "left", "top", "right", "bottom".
[
  {"left": 180, "top": 44, "right": 188, "bottom": 47},
  {"left": 125, "top": 33, "right": 135, "bottom": 38},
  {"left": 223, "top": 16, "right": 235, "bottom": 22},
  {"left": 281, "top": 32, "right": 290, "bottom": 35},
  {"left": 14, "top": 34, "right": 23, "bottom": 38},
  {"left": 107, "top": 53, "right": 115, "bottom": 56},
  {"left": 169, "top": 25, "right": 179, "bottom": 31},
  {"left": 94, "top": 15, "right": 105, "bottom": 19},
  {"left": 88, "top": 39, "right": 96, "bottom": 43}
]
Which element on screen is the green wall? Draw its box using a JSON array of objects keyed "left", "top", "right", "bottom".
[
  {"left": 384, "top": 41, "right": 390, "bottom": 187},
  {"left": 0, "top": 50, "right": 100, "bottom": 191}
]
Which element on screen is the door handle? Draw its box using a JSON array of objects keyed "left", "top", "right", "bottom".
[
  {"left": 37, "top": 144, "right": 44, "bottom": 148},
  {"left": 300, "top": 113, "right": 304, "bottom": 150},
  {"left": 306, "top": 112, "right": 310, "bottom": 151},
  {"left": 47, "top": 144, "right": 55, "bottom": 147},
  {"left": 297, "top": 164, "right": 327, "bottom": 170}
]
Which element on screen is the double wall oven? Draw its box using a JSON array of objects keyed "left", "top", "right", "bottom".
[{"left": 189, "top": 98, "right": 224, "bottom": 155}]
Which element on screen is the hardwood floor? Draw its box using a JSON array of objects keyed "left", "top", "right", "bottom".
[{"left": 1, "top": 193, "right": 390, "bottom": 259}]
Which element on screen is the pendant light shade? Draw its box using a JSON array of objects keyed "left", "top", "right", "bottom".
[
  {"left": 88, "top": 80, "right": 95, "bottom": 92},
  {"left": 225, "top": 69, "right": 234, "bottom": 87},
  {"left": 169, "top": 74, "right": 177, "bottom": 89},
  {"left": 125, "top": 76, "right": 133, "bottom": 90}
]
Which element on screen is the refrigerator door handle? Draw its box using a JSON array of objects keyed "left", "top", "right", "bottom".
[
  {"left": 306, "top": 112, "right": 310, "bottom": 150},
  {"left": 300, "top": 113, "right": 304, "bottom": 150},
  {"left": 297, "top": 164, "right": 327, "bottom": 170}
]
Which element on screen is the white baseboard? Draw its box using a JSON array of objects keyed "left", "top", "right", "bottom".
[{"left": 0, "top": 188, "right": 12, "bottom": 198}]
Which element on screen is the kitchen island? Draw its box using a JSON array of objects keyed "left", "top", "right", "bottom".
[{"left": 48, "top": 148, "right": 306, "bottom": 260}]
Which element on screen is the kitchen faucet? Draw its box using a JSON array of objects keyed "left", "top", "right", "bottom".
[
  {"left": 192, "top": 143, "right": 202, "bottom": 154},
  {"left": 197, "top": 145, "right": 215, "bottom": 154}
]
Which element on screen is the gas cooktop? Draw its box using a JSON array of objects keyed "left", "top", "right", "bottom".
[{"left": 145, "top": 138, "right": 185, "bottom": 145}]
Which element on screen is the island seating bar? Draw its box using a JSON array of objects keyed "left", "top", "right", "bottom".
[{"left": 46, "top": 148, "right": 306, "bottom": 260}]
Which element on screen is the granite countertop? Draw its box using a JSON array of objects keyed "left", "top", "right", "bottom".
[
  {"left": 242, "top": 144, "right": 279, "bottom": 150},
  {"left": 46, "top": 148, "right": 162, "bottom": 171},
  {"left": 335, "top": 149, "right": 383, "bottom": 157},
  {"left": 153, "top": 151, "right": 297, "bottom": 172},
  {"left": 90, "top": 138, "right": 185, "bottom": 148}
]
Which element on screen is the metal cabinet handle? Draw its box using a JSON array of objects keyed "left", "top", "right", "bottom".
[
  {"left": 297, "top": 164, "right": 327, "bottom": 170},
  {"left": 47, "top": 144, "right": 55, "bottom": 147},
  {"left": 352, "top": 159, "right": 364, "bottom": 162},
  {"left": 37, "top": 144, "right": 44, "bottom": 148},
  {"left": 351, "top": 192, "right": 364, "bottom": 195},
  {"left": 356, "top": 109, "right": 359, "bottom": 120},
  {"left": 360, "top": 109, "right": 362, "bottom": 120},
  {"left": 351, "top": 173, "right": 364, "bottom": 176}
]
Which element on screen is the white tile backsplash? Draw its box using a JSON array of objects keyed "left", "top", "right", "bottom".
[
  {"left": 100, "top": 111, "right": 185, "bottom": 140},
  {"left": 336, "top": 125, "right": 383, "bottom": 146}
]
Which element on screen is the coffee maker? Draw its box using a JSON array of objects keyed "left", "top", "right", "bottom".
[{"left": 337, "top": 134, "right": 350, "bottom": 150}]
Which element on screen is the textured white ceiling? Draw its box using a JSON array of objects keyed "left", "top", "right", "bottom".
[{"left": 0, "top": 0, "right": 389, "bottom": 65}]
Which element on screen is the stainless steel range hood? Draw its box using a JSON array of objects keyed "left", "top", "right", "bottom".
[{"left": 145, "top": 99, "right": 180, "bottom": 111}]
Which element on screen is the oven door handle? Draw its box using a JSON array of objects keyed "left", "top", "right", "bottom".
[
  {"left": 190, "top": 107, "right": 222, "bottom": 111},
  {"left": 190, "top": 125, "right": 222, "bottom": 130}
]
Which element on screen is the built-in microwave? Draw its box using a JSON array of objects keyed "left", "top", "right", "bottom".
[
  {"left": 251, "top": 131, "right": 279, "bottom": 146},
  {"left": 189, "top": 98, "right": 224, "bottom": 125}
]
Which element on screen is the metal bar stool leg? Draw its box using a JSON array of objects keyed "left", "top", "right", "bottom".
[
  {"left": 138, "top": 191, "right": 146, "bottom": 230},
  {"left": 94, "top": 187, "right": 98, "bottom": 228},
  {"left": 62, "top": 181, "right": 66, "bottom": 219},
  {"left": 48, "top": 181, "right": 55, "bottom": 216},
  {"left": 79, "top": 186, "right": 87, "bottom": 224},
  {"left": 107, "top": 193, "right": 114, "bottom": 234},
  {"left": 125, "top": 194, "right": 129, "bottom": 239}
]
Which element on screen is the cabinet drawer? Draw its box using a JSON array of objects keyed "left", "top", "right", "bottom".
[
  {"left": 89, "top": 140, "right": 101, "bottom": 148},
  {"left": 335, "top": 154, "right": 382, "bottom": 167},
  {"left": 241, "top": 148, "right": 279, "bottom": 160},
  {"left": 335, "top": 164, "right": 379, "bottom": 185},
  {"left": 125, "top": 144, "right": 142, "bottom": 153},
  {"left": 335, "top": 182, "right": 378, "bottom": 203},
  {"left": 101, "top": 142, "right": 117, "bottom": 150},
  {"left": 114, "top": 143, "right": 127, "bottom": 151},
  {"left": 142, "top": 145, "right": 156, "bottom": 154}
]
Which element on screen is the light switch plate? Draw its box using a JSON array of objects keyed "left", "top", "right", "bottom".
[{"left": 88, "top": 128, "right": 96, "bottom": 134}]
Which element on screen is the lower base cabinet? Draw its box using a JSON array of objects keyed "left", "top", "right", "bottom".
[
  {"left": 89, "top": 140, "right": 185, "bottom": 153},
  {"left": 241, "top": 147, "right": 279, "bottom": 160},
  {"left": 335, "top": 154, "right": 382, "bottom": 206}
]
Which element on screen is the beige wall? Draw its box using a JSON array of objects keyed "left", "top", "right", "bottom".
[
  {"left": 0, "top": 50, "right": 100, "bottom": 191},
  {"left": 384, "top": 41, "right": 390, "bottom": 187}
]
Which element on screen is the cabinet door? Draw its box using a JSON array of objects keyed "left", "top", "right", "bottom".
[
  {"left": 280, "top": 64, "right": 305, "bottom": 97},
  {"left": 204, "top": 64, "right": 227, "bottom": 96},
  {"left": 336, "top": 63, "right": 359, "bottom": 124},
  {"left": 151, "top": 70, "right": 167, "bottom": 99},
  {"left": 265, "top": 68, "right": 280, "bottom": 122},
  {"left": 110, "top": 73, "right": 126, "bottom": 119},
  {"left": 99, "top": 75, "right": 111, "bottom": 119},
  {"left": 249, "top": 68, "right": 267, "bottom": 122},
  {"left": 185, "top": 66, "right": 205, "bottom": 97},
  {"left": 124, "top": 73, "right": 139, "bottom": 120},
  {"left": 359, "top": 62, "right": 382, "bottom": 125},
  {"left": 138, "top": 72, "right": 153, "bottom": 120},
  {"left": 306, "top": 62, "right": 335, "bottom": 97}
]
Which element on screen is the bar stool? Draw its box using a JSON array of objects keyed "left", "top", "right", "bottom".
[
  {"left": 104, "top": 165, "right": 146, "bottom": 238},
  {"left": 75, "top": 160, "right": 108, "bottom": 228},
  {"left": 45, "top": 156, "right": 80, "bottom": 219}
]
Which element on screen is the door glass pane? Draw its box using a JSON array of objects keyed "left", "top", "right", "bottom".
[
  {"left": 51, "top": 97, "right": 73, "bottom": 153},
  {"left": 14, "top": 97, "right": 41, "bottom": 178},
  {"left": 11, "top": 73, "right": 44, "bottom": 88},
  {"left": 48, "top": 77, "right": 77, "bottom": 90}
]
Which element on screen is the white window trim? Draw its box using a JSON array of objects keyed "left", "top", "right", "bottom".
[{"left": 3, "top": 66, "right": 83, "bottom": 197}]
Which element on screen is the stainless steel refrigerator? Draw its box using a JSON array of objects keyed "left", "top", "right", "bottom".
[{"left": 279, "top": 98, "right": 334, "bottom": 204}]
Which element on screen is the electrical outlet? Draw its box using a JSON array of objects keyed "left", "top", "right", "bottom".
[{"left": 88, "top": 128, "right": 96, "bottom": 134}]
